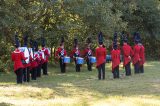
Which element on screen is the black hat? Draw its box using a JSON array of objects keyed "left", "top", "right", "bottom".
[
  {"left": 29, "top": 39, "right": 33, "bottom": 48},
  {"left": 123, "top": 36, "right": 128, "bottom": 43},
  {"left": 23, "top": 33, "right": 28, "bottom": 47},
  {"left": 60, "top": 37, "right": 65, "bottom": 45},
  {"left": 136, "top": 32, "right": 141, "bottom": 42},
  {"left": 74, "top": 38, "right": 78, "bottom": 47},
  {"left": 14, "top": 33, "right": 20, "bottom": 48},
  {"left": 98, "top": 32, "right": 103, "bottom": 45},
  {"left": 134, "top": 32, "right": 140, "bottom": 43},
  {"left": 34, "top": 40, "right": 38, "bottom": 51},
  {"left": 113, "top": 42, "right": 117, "bottom": 49},
  {"left": 113, "top": 32, "right": 118, "bottom": 42},
  {"left": 135, "top": 35, "right": 139, "bottom": 44},
  {"left": 41, "top": 38, "right": 46, "bottom": 47}
]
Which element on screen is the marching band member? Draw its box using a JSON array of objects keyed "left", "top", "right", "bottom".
[
  {"left": 122, "top": 36, "right": 133, "bottom": 76},
  {"left": 22, "top": 34, "right": 31, "bottom": 82},
  {"left": 95, "top": 32, "right": 106, "bottom": 80},
  {"left": 138, "top": 34, "right": 145, "bottom": 73},
  {"left": 41, "top": 38, "right": 50, "bottom": 75},
  {"left": 30, "top": 41, "right": 40, "bottom": 80},
  {"left": 11, "top": 34, "right": 26, "bottom": 84},
  {"left": 29, "top": 40, "right": 34, "bottom": 77},
  {"left": 56, "top": 37, "right": 67, "bottom": 73},
  {"left": 132, "top": 33, "right": 141, "bottom": 74},
  {"left": 70, "top": 38, "right": 81, "bottom": 72},
  {"left": 37, "top": 45, "right": 43, "bottom": 77},
  {"left": 111, "top": 42, "right": 121, "bottom": 79},
  {"left": 83, "top": 37, "right": 93, "bottom": 71}
]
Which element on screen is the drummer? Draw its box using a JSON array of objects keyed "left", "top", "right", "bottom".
[
  {"left": 70, "top": 38, "right": 82, "bottom": 72},
  {"left": 22, "top": 34, "right": 31, "bottom": 82},
  {"left": 56, "top": 37, "right": 67, "bottom": 73},
  {"left": 83, "top": 37, "right": 93, "bottom": 71},
  {"left": 30, "top": 41, "right": 40, "bottom": 80}
]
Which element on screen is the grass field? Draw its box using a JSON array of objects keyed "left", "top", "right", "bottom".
[{"left": 0, "top": 61, "right": 160, "bottom": 106}]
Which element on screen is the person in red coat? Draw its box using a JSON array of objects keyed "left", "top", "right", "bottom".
[
  {"left": 41, "top": 38, "right": 50, "bottom": 75},
  {"left": 22, "top": 34, "right": 31, "bottom": 82},
  {"left": 70, "top": 38, "right": 81, "bottom": 72},
  {"left": 37, "top": 47, "right": 43, "bottom": 77},
  {"left": 122, "top": 37, "right": 133, "bottom": 76},
  {"left": 56, "top": 37, "right": 67, "bottom": 73},
  {"left": 95, "top": 32, "right": 107, "bottom": 80},
  {"left": 139, "top": 39, "right": 145, "bottom": 73},
  {"left": 111, "top": 42, "right": 121, "bottom": 78},
  {"left": 83, "top": 37, "right": 93, "bottom": 71},
  {"left": 11, "top": 34, "right": 26, "bottom": 84},
  {"left": 30, "top": 41, "right": 41, "bottom": 80},
  {"left": 132, "top": 34, "right": 141, "bottom": 74}
]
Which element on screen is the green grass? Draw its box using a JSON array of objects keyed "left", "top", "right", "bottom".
[{"left": 0, "top": 61, "right": 160, "bottom": 106}]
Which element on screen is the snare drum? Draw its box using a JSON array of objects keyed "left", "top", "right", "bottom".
[
  {"left": 106, "top": 55, "right": 111, "bottom": 61},
  {"left": 63, "top": 57, "right": 70, "bottom": 63},
  {"left": 76, "top": 57, "right": 84, "bottom": 64},
  {"left": 90, "top": 56, "right": 96, "bottom": 63}
]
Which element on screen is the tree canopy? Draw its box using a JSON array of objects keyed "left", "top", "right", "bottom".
[{"left": 0, "top": 0, "right": 160, "bottom": 72}]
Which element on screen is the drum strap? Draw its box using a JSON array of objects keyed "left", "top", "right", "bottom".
[{"left": 27, "top": 48, "right": 30, "bottom": 63}]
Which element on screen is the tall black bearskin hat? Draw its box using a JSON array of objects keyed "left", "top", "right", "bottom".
[
  {"left": 121, "top": 31, "right": 125, "bottom": 41},
  {"left": 41, "top": 37, "right": 46, "bottom": 47},
  {"left": 74, "top": 38, "right": 78, "bottom": 48},
  {"left": 14, "top": 33, "right": 20, "bottom": 48},
  {"left": 136, "top": 32, "right": 141, "bottom": 43},
  {"left": 134, "top": 32, "right": 140, "bottom": 44},
  {"left": 60, "top": 37, "right": 65, "bottom": 46},
  {"left": 86, "top": 37, "right": 92, "bottom": 44},
  {"left": 29, "top": 39, "right": 33, "bottom": 48},
  {"left": 113, "top": 32, "right": 118, "bottom": 42},
  {"left": 98, "top": 32, "right": 103, "bottom": 45},
  {"left": 133, "top": 32, "right": 137, "bottom": 40},
  {"left": 113, "top": 42, "right": 117, "bottom": 50},
  {"left": 123, "top": 36, "right": 128, "bottom": 43},
  {"left": 34, "top": 40, "right": 38, "bottom": 51},
  {"left": 23, "top": 32, "right": 28, "bottom": 47}
]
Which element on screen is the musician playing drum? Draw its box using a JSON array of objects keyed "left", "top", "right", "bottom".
[
  {"left": 70, "top": 38, "right": 82, "bottom": 72},
  {"left": 83, "top": 37, "right": 93, "bottom": 71},
  {"left": 22, "top": 34, "right": 31, "bottom": 82},
  {"left": 41, "top": 38, "right": 50, "bottom": 75},
  {"left": 56, "top": 37, "right": 67, "bottom": 73}
]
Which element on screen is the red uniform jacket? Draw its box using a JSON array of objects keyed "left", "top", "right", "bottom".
[
  {"left": 95, "top": 46, "right": 106, "bottom": 67},
  {"left": 31, "top": 52, "right": 40, "bottom": 68},
  {"left": 111, "top": 49, "right": 121, "bottom": 71},
  {"left": 132, "top": 44, "right": 141, "bottom": 65},
  {"left": 38, "top": 50, "right": 43, "bottom": 65},
  {"left": 23, "top": 60, "right": 31, "bottom": 68},
  {"left": 41, "top": 47, "right": 50, "bottom": 63},
  {"left": 70, "top": 48, "right": 81, "bottom": 60},
  {"left": 11, "top": 49, "right": 26, "bottom": 72},
  {"left": 55, "top": 47, "right": 67, "bottom": 58},
  {"left": 83, "top": 48, "right": 93, "bottom": 61},
  {"left": 122, "top": 43, "right": 133, "bottom": 67},
  {"left": 139, "top": 44, "right": 145, "bottom": 66}
]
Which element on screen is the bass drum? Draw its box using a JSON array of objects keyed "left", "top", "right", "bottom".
[
  {"left": 47, "top": 48, "right": 51, "bottom": 55},
  {"left": 39, "top": 51, "right": 45, "bottom": 59},
  {"left": 19, "top": 47, "right": 30, "bottom": 63},
  {"left": 28, "top": 48, "right": 33, "bottom": 58}
]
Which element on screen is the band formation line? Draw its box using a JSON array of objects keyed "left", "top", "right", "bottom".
[{"left": 11, "top": 32, "right": 145, "bottom": 84}]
